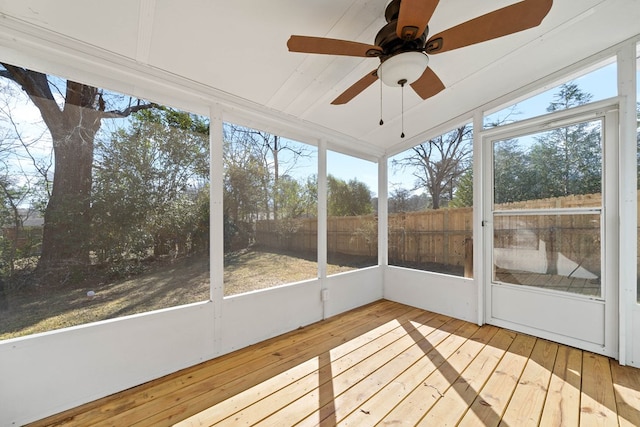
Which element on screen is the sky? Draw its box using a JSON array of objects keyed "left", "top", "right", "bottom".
[{"left": 484, "top": 62, "right": 619, "bottom": 125}]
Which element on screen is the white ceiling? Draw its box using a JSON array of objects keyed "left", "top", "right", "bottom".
[{"left": 0, "top": 0, "right": 638, "bottom": 158}]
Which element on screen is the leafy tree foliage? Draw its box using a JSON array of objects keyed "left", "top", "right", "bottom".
[
  {"left": 223, "top": 135, "right": 268, "bottom": 225},
  {"left": 0, "top": 179, "right": 32, "bottom": 276},
  {"left": 493, "top": 83, "right": 601, "bottom": 204},
  {"left": 327, "top": 175, "right": 372, "bottom": 216},
  {"left": 275, "top": 174, "right": 317, "bottom": 219},
  {"left": 450, "top": 169, "right": 473, "bottom": 208},
  {"left": 493, "top": 139, "right": 534, "bottom": 204},
  {"left": 388, "top": 187, "right": 430, "bottom": 212},
  {"left": 92, "top": 108, "right": 209, "bottom": 263},
  {"left": 404, "top": 82, "right": 604, "bottom": 211}
]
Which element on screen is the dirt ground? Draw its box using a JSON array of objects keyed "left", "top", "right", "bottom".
[{"left": 0, "top": 249, "right": 376, "bottom": 340}]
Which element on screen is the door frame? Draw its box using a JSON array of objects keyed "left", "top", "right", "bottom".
[{"left": 480, "top": 98, "right": 620, "bottom": 357}]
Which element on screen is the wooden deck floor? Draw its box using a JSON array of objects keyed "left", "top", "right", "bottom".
[
  {"left": 29, "top": 300, "right": 640, "bottom": 427},
  {"left": 495, "top": 268, "right": 600, "bottom": 297}
]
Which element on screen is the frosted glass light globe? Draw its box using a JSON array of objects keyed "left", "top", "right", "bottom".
[{"left": 378, "top": 52, "right": 429, "bottom": 87}]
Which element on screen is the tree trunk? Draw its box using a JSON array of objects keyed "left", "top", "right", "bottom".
[
  {"left": 431, "top": 186, "right": 441, "bottom": 209},
  {"left": 0, "top": 276, "right": 7, "bottom": 311},
  {"left": 39, "top": 111, "right": 99, "bottom": 269}
]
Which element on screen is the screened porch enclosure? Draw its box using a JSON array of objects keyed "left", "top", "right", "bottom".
[{"left": 0, "top": 1, "right": 638, "bottom": 426}]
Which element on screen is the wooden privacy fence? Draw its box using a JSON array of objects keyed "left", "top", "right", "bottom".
[
  {"left": 255, "top": 215, "right": 378, "bottom": 257},
  {"left": 388, "top": 208, "right": 473, "bottom": 268},
  {"left": 255, "top": 191, "right": 628, "bottom": 273},
  {"left": 255, "top": 208, "right": 473, "bottom": 268}
]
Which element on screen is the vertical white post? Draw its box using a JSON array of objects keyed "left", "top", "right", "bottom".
[
  {"left": 209, "top": 105, "right": 224, "bottom": 355},
  {"left": 473, "top": 111, "right": 484, "bottom": 326},
  {"left": 617, "top": 41, "right": 637, "bottom": 365},
  {"left": 378, "top": 155, "right": 389, "bottom": 269},
  {"left": 318, "top": 140, "right": 328, "bottom": 318}
]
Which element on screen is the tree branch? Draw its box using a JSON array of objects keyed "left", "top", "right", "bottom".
[{"left": 102, "top": 102, "right": 160, "bottom": 119}]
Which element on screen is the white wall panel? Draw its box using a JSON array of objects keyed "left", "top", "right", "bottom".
[
  {"left": 325, "top": 267, "right": 383, "bottom": 318},
  {"left": 218, "top": 269, "right": 383, "bottom": 355},
  {"left": 0, "top": 302, "right": 216, "bottom": 426},
  {"left": 384, "top": 267, "right": 477, "bottom": 323},
  {"left": 219, "top": 280, "right": 323, "bottom": 355}
]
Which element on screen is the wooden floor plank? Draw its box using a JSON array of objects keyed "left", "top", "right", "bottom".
[
  {"left": 31, "top": 300, "right": 410, "bottom": 427},
  {"left": 580, "top": 352, "right": 618, "bottom": 427},
  {"left": 402, "top": 325, "right": 500, "bottom": 426},
  {"left": 457, "top": 333, "right": 537, "bottom": 427},
  {"left": 611, "top": 361, "right": 640, "bottom": 427},
  {"left": 539, "top": 345, "right": 582, "bottom": 427},
  {"left": 499, "top": 339, "right": 558, "bottom": 427},
  {"left": 412, "top": 328, "right": 517, "bottom": 427},
  {"left": 25, "top": 300, "right": 640, "bottom": 427}
]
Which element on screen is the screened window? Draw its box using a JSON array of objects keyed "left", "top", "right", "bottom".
[
  {"left": 0, "top": 62, "right": 210, "bottom": 339},
  {"left": 222, "top": 123, "right": 317, "bottom": 295},
  {"left": 388, "top": 123, "right": 473, "bottom": 277},
  {"left": 326, "top": 151, "right": 377, "bottom": 273}
]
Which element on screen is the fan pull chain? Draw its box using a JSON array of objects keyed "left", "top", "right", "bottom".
[
  {"left": 399, "top": 79, "right": 406, "bottom": 138},
  {"left": 379, "top": 73, "right": 384, "bottom": 126}
]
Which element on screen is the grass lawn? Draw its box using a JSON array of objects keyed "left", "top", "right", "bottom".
[{"left": 0, "top": 249, "right": 368, "bottom": 340}]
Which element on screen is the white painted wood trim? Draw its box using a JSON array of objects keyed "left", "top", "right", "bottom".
[
  {"left": 318, "top": 140, "right": 328, "bottom": 318},
  {"left": 604, "top": 108, "right": 620, "bottom": 359},
  {"left": 210, "top": 106, "right": 224, "bottom": 355},
  {"left": 318, "top": 139, "right": 328, "bottom": 280},
  {"left": 616, "top": 41, "right": 638, "bottom": 366},
  {"left": 378, "top": 155, "right": 389, "bottom": 267},
  {"left": 473, "top": 111, "right": 484, "bottom": 326}
]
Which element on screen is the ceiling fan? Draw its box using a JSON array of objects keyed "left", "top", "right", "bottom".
[{"left": 288, "top": 0, "right": 553, "bottom": 106}]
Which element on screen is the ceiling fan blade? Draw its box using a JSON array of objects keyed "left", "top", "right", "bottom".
[
  {"left": 331, "top": 70, "right": 379, "bottom": 105},
  {"left": 410, "top": 67, "right": 445, "bottom": 100},
  {"left": 426, "top": 0, "right": 553, "bottom": 54},
  {"left": 288, "top": 35, "right": 382, "bottom": 57},
  {"left": 396, "top": 0, "right": 440, "bottom": 40}
]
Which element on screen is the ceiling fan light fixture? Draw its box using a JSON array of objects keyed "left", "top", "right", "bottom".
[{"left": 378, "top": 51, "right": 429, "bottom": 87}]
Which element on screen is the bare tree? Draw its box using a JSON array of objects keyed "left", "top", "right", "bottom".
[
  {"left": 393, "top": 124, "right": 472, "bottom": 209},
  {"left": 224, "top": 124, "right": 313, "bottom": 220}
]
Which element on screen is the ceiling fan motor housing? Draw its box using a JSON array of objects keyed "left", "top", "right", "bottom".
[
  {"left": 375, "top": 21, "right": 427, "bottom": 59},
  {"left": 377, "top": 0, "right": 428, "bottom": 62}
]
